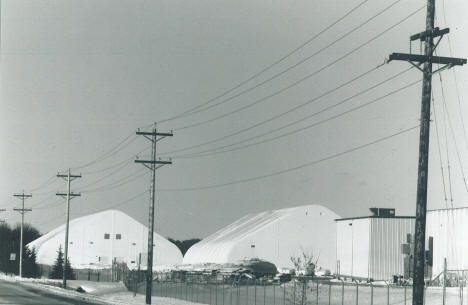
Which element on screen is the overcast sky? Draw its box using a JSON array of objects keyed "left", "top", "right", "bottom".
[{"left": 1, "top": 0, "right": 467, "bottom": 240}]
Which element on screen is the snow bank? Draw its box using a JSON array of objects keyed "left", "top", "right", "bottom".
[{"left": 0, "top": 273, "right": 206, "bottom": 305}]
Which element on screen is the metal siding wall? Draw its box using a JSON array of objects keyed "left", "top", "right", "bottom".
[
  {"left": 336, "top": 220, "right": 353, "bottom": 276},
  {"left": 336, "top": 219, "right": 369, "bottom": 278},
  {"left": 427, "top": 208, "right": 468, "bottom": 278},
  {"left": 369, "top": 218, "right": 415, "bottom": 280},
  {"left": 352, "top": 219, "right": 370, "bottom": 278}
]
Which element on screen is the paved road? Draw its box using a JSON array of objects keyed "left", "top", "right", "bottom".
[{"left": 0, "top": 280, "right": 102, "bottom": 305}]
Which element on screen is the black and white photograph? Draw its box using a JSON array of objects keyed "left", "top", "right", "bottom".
[{"left": 0, "top": 0, "right": 467, "bottom": 304}]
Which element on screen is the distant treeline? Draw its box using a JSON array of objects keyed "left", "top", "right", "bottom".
[
  {"left": 0, "top": 223, "right": 41, "bottom": 277},
  {"left": 168, "top": 238, "right": 201, "bottom": 256}
]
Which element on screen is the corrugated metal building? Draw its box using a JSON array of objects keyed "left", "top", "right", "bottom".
[
  {"left": 335, "top": 209, "right": 414, "bottom": 281},
  {"left": 426, "top": 207, "right": 468, "bottom": 278}
]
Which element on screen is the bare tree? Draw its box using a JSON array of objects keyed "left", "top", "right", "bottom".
[{"left": 288, "top": 248, "right": 320, "bottom": 304}]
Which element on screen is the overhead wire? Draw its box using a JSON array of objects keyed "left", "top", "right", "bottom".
[
  {"left": 438, "top": 73, "right": 468, "bottom": 194},
  {"left": 158, "top": 125, "right": 420, "bottom": 192},
  {"left": 432, "top": 89, "right": 449, "bottom": 207},
  {"left": 71, "top": 132, "right": 137, "bottom": 170},
  {"left": 160, "top": 64, "right": 389, "bottom": 156},
  {"left": 80, "top": 168, "right": 149, "bottom": 193},
  {"left": 173, "top": 5, "right": 425, "bottom": 132},
  {"left": 71, "top": 190, "right": 148, "bottom": 216},
  {"left": 172, "top": 69, "right": 418, "bottom": 159},
  {"left": 169, "top": 0, "right": 403, "bottom": 127},
  {"left": 75, "top": 160, "right": 133, "bottom": 191},
  {"left": 157, "top": 0, "right": 371, "bottom": 124},
  {"left": 25, "top": 175, "right": 57, "bottom": 193},
  {"left": 440, "top": 0, "right": 468, "bottom": 150}
]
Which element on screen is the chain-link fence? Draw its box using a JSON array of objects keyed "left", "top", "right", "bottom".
[{"left": 128, "top": 271, "right": 427, "bottom": 305}]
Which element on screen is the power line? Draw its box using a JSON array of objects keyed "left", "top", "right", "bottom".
[
  {"left": 25, "top": 175, "right": 56, "bottom": 192},
  {"left": 174, "top": 78, "right": 421, "bottom": 159},
  {"left": 169, "top": 0, "right": 402, "bottom": 125},
  {"left": 71, "top": 190, "right": 148, "bottom": 216},
  {"left": 440, "top": 0, "right": 468, "bottom": 149},
  {"left": 171, "top": 69, "right": 416, "bottom": 159},
  {"left": 161, "top": 64, "right": 412, "bottom": 157},
  {"left": 79, "top": 149, "right": 147, "bottom": 175},
  {"left": 442, "top": 86, "right": 454, "bottom": 205},
  {"left": 80, "top": 168, "right": 149, "bottom": 193},
  {"left": 157, "top": 0, "right": 370, "bottom": 124},
  {"left": 159, "top": 125, "right": 419, "bottom": 192},
  {"left": 71, "top": 132, "right": 137, "bottom": 170},
  {"left": 431, "top": 90, "right": 449, "bottom": 207},
  {"left": 75, "top": 160, "right": 132, "bottom": 191},
  {"left": 172, "top": 6, "right": 425, "bottom": 132},
  {"left": 438, "top": 74, "right": 468, "bottom": 194}
]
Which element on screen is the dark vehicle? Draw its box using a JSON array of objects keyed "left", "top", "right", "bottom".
[{"left": 273, "top": 273, "right": 292, "bottom": 283}]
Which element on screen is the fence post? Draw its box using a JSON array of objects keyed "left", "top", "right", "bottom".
[
  {"left": 293, "top": 279, "right": 296, "bottom": 305},
  {"left": 316, "top": 281, "right": 319, "bottom": 305},
  {"left": 133, "top": 271, "right": 137, "bottom": 297},
  {"left": 284, "top": 282, "right": 286, "bottom": 305},
  {"left": 328, "top": 283, "right": 331, "bottom": 305},
  {"left": 404, "top": 285, "right": 407, "bottom": 305},
  {"left": 341, "top": 280, "right": 344, "bottom": 305},
  {"left": 355, "top": 281, "right": 359, "bottom": 305},
  {"left": 255, "top": 279, "right": 258, "bottom": 305},
  {"left": 423, "top": 285, "right": 427, "bottom": 305},
  {"left": 246, "top": 282, "right": 249, "bottom": 305},
  {"left": 221, "top": 275, "right": 226, "bottom": 305},
  {"left": 443, "top": 258, "right": 447, "bottom": 305},
  {"left": 210, "top": 280, "right": 212, "bottom": 305},
  {"left": 387, "top": 282, "right": 390, "bottom": 305},
  {"left": 273, "top": 283, "right": 276, "bottom": 305},
  {"left": 264, "top": 281, "right": 267, "bottom": 305}
]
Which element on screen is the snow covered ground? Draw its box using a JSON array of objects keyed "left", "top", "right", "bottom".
[{"left": 0, "top": 273, "right": 207, "bottom": 305}]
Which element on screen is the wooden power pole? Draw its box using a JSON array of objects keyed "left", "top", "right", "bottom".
[
  {"left": 387, "top": 0, "right": 466, "bottom": 304},
  {"left": 135, "top": 123, "right": 173, "bottom": 305},
  {"left": 13, "top": 192, "right": 32, "bottom": 278},
  {"left": 56, "top": 169, "right": 81, "bottom": 288}
]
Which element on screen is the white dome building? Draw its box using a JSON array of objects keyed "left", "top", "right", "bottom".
[
  {"left": 28, "top": 209, "right": 182, "bottom": 269},
  {"left": 183, "top": 205, "right": 340, "bottom": 271}
]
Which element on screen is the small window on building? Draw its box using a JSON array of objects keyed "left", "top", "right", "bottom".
[
  {"left": 104, "top": 233, "right": 110, "bottom": 239},
  {"left": 116, "top": 234, "right": 122, "bottom": 240}
]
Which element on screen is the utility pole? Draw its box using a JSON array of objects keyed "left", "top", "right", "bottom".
[
  {"left": 56, "top": 169, "right": 81, "bottom": 288},
  {"left": 387, "top": 1, "right": 466, "bottom": 304},
  {"left": 135, "top": 123, "right": 173, "bottom": 305},
  {"left": 13, "top": 192, "right": 32, "bottom": 278}
]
